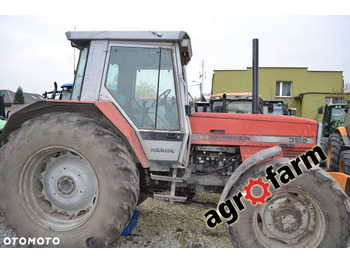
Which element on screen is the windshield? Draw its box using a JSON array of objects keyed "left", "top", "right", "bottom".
[
  {"left": 331, "top": 107, "right": 346, "bottom": 122},
  {"left": 105, "top": 46, "right": 179, "bottom": 130}
]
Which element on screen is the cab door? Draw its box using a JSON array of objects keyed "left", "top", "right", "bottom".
[{"left": 100, "top": 43, "right": 189, "bottom": 171}]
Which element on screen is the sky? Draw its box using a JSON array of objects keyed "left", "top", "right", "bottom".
[{"left": 0, "top": 1, "right": 349, "bottom": 98}]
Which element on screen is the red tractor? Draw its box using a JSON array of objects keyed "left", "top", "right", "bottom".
[{"left": 0, "top": 31, "right": 349, "bottom": 247}]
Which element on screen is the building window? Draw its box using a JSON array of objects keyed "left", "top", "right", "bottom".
[
  {"left": 276, "top": 81, "right": 292, "bottom": 97},
  {"left": 326, "top": 97, "right": 343, "bottom": 105}
]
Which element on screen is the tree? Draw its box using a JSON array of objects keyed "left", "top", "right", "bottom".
[
  {"left": 13, "top": 86, "right": 25, "bottom": 105},
  {"left": 345, "top": 82, "right": 350, "bottom": 93}
]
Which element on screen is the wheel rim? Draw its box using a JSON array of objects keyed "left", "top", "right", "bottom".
[
  {"left": 254, "top": 190, "right": 325, "bottom": 247},
  {"left": 339, "top": 156, "right": 345, "bottom": 173},
  {"left": 327, "top": 143, "right": 332, "bottom": 168},
  {"left": 20, "top": 147, "right": 98, "bottom": 231}
]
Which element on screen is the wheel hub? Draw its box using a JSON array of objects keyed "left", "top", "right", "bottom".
[
  {"left": 273, "top": 207, "right": 302, "bottom": 234},
  {"left": 40, "top": 151, "right": 98, "bottom": 218},
  {"left": 258, "top": 193, "right": 314, "bottom": 245},
  {"left": 57, "top": 176, "right": 75, "bottom": 195}
]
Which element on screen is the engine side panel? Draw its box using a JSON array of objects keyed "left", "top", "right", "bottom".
[{"left": 189, "top": 112, "right": 317, "bottom": 161}]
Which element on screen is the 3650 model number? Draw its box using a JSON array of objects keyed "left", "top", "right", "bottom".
[{"left": 289, "top": 137, "right": 308, "bottom": 144}]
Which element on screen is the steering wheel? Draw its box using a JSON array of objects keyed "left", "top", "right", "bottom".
[{"left": 151, "top": 89, "right": 171, "bottom": 108}]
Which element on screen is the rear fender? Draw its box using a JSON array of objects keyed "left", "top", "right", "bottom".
[
  {"left": 0, "top": 100, "right": 149, "bottom": 168},
  {"left": 336, "top": 126, "right": 350, "bottom": 147},
  {"left": 328, "top": 172, "right": 350, "bottom": 199}
]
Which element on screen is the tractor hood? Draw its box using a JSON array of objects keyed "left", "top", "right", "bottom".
[{"left": 189, "top": 112, "right": 318, "bottom": 161}]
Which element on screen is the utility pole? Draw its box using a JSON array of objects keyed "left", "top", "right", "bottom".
[
  {"left": 199, "top": 60, "right": 206, "bottom": 102},
  {"left": 252, "top": 39, "right": 259, "bottom": 114}
]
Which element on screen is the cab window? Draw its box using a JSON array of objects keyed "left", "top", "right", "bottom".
[{"left": 105, "top": 47, "right": 179, "bottom": 130}]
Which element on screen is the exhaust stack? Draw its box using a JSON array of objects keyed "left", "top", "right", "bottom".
[{"left": 252, "top": 39, "right": 259, "bottom": 114}]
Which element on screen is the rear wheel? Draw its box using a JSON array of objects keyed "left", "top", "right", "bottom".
[
  {"left": 319, "top": 137, "right": 328, "bottom": 167},
  {"left": 0, "top": 113, "right": 139, "bottom": 247},
  {"left": 327, "top": 133, "right": 344, "bottom": 171},
  {"left": 340, "top": 150, "right": 350, "bottom": 175},
  {"left": 227, "top": 158, "right": 350, "bottom": 247}
]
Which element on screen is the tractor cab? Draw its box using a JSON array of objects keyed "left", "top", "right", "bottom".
[
  {"left": 43, "top": 83, "right": 73, "bottom": 100},
  {"left": 66, "top": 31, "right": 193, "bottom": 170},
  {"left": 210, "top": 93, "right": 264, "bottom": 114},
  {"left": 263, "top": 99, "right": 289, "bottom": 115},
  {"left": 318, "top": 103, "right": 346, "bottom": 138}
]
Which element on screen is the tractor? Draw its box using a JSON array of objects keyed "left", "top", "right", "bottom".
[
  {"left": 317, "top": 104, "right": 346, "bottom": 168},
  {"left": 326, "top": 101, "right": 350, "bottom": 173},
  {"left": 0, "top": 31, "right": 349, "bottom": 248},
  {"left": 210, "top": 93, "right": 264, "bottom": 114},
  {"left": 43, "top": 82, "right": 73, "bottom": 100},
  {"left": 263, "top": 99, "right": 294, "bottom": 116}
]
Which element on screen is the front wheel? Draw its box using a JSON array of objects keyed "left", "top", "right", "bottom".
[
  {"left": 0, "top": 113, "right": 139, "bottom": 247},
  {"left": 340, "top": 150, "right": 350, "bottom": 175},
  {"left": 227, "top": 158, "right": 350, "bottom": 247}
]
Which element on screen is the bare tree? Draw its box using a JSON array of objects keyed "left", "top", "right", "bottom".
[{"left": 344, "top": 82, "right": 350, "bottom": 93}]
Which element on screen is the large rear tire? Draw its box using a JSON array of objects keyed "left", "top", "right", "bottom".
[
  {"left": 0, "top": 113, "right": 139, "bottom": 247},
  {"left": 227, "top": 158, "right": 350, "bottom": 247},
  {"left": 340, "top": 150, "right": 350, "bottom": 175},
  {"left": 327, "top": 133, "right": 344, "bottom": 171},
  {"left": 320, "top": 137, "right": 328, "bottom": 167}
]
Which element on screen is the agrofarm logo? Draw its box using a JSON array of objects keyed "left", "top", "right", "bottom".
[{"left": 204, "top": 145, "right": 327, "bottom": 228}]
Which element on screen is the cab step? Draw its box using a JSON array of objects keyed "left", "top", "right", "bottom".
[
  {"left": 151, "top": 168, "right": 187, "bottom": 203},
  {"left": 150, "top": 173, "right": 183, "bottom": 183},
  {"left": 153, "top": 194, "right": 187, "bottom": 202}
]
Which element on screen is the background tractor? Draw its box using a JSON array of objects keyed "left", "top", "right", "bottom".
[
  {"left": 209, "top": 92, "right": 264, "bottom": 114},
  {"left": 263, "top": 99, "right": 295, "bottom": 116},
  {"left": 0, "top": 31, "right": 349, "bottom": 248},
  {"left": 318, "top": 103, "right": 346, "bottom": 164},
  {"left": 43, "top": 82, "right": 73, "bottom": 100},
  {"left": 326, "top": 101, "right": 350, "bottom": 174}
]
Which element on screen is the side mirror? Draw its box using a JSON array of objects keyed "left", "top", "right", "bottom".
[
  {"left": 345, "top": 104, "right": 349, "bottom": 113},
  {"left": 317, "top": 107, "right": 323, "bottom": 114},
  {"left": 289, "top": 109, "right": 296, "bottom": 116}
]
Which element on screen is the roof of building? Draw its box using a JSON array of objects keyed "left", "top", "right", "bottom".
[
  {"left": 0, "top": 89, "right": 44, "bottom": 106},
  {"left": 214, "top": 67, "right": 343, "bottom": 74}
]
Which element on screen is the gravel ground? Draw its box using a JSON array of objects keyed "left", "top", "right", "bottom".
[
  {"left": 0, "top": 215, "right": 27, "bottom": 248},
  {"left": 0, "top": 192, "right": 233, "bottom": 248},
  {"left": 111, "top": 192, "right": 233, "bottom": 248}
]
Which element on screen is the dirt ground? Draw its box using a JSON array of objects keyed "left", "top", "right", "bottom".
[
  {"left": 111, "top": 192, "right": 233, "bottom": 248},
  {"left": 0, "top": 192, "right": 233, "bottom": 248}
]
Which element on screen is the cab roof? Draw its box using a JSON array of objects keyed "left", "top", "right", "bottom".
[
  {"left": 211, "top": 93, "right": 263, "bottom": 100},
  {"left": 65, "top": 30, "right": 192, "bottom": 64}
]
